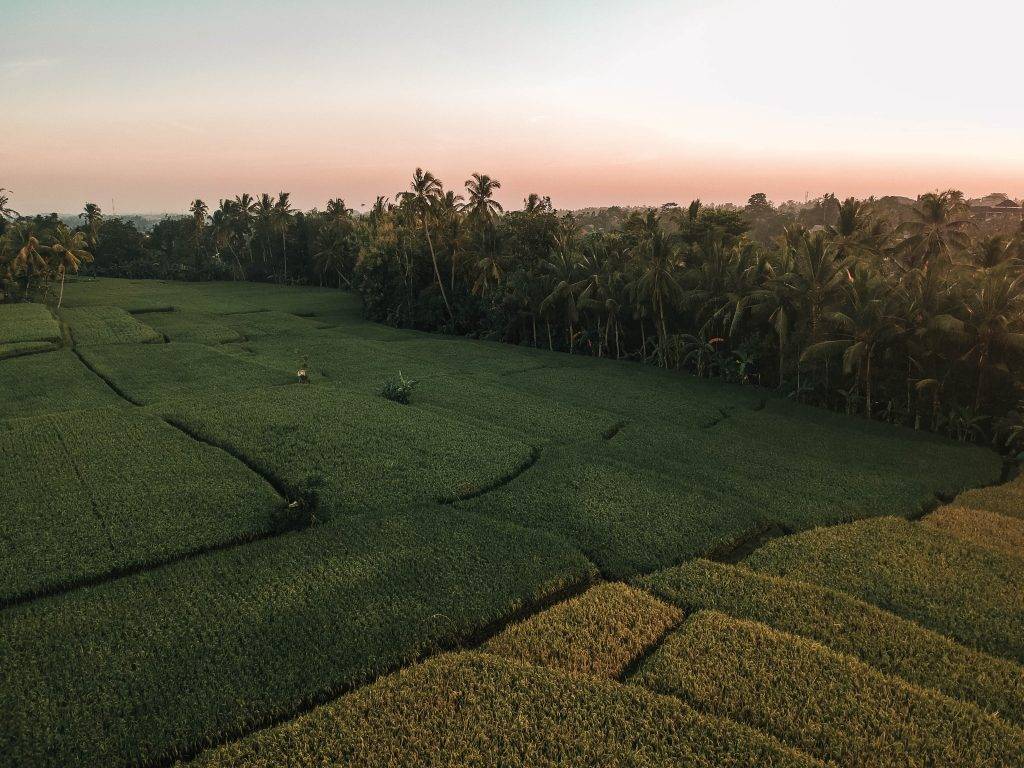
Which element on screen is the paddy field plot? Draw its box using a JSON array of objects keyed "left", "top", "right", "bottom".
[{"left": 0, "top": 277, "right": 1014, "bottom": 768}]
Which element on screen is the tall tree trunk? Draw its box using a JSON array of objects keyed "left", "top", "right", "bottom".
[
  {"left": 57, "top": 268, "right": 66, "bottom": 308},
  {"left": 546, "top": 321, "right": 553, "bottom": 351},
  {"left": 423, "top": 220, "right": 453, "bottom": 321},
  {"left": 532, "top": 315, "right": 537, "bottom": 347},
  {"left": 864, "top": 346, "right": 873, "bottom": 419},
  {"left": 281, "top": 232, "right": 288, "bottom": 282}
]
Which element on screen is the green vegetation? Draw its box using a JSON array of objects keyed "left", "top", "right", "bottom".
[
  {"left": 631, "top": 611, "right": 1024, "bottom": 768},
  {"left": 156, "top": 383, "right": 536, "bottom": 517},
  {"left": 187, "top": 652, "right": 824, "bottom": 768},
  {"left": 482, "top": 582, "right": 682, "bottom": 678},
  {"left": 5, "top": 184, "right": 1022, "bottom": 445},
  {"left": 955, "top": 474, "right": 1024, "bottom": 519},
  {"left": 78, "top": 342, "right": 291, "bottom": 404},
  {"left": 139, "top": 309, "right": 243, "bottom": 344},
  {"left": 0, "top": 409, "right": 282, "bottom": 602},
  {"left": 0, "top": 277, "right": 1013, "bottom": 767},
  {"left": 60, "top": 304, "right": 164, "bottom": 345},
  {"left": 0, "top": 513, "right": 593, "bottom": 768},
  {"left": 0, "top": 301, "right": 60, "bottom": 344},
  {"left": 635, "top": 558, "right": 1024, "bottom": 724},
  {"left": 923, "top": 505, "right": 1024, "bottom": 559},
  {"left": 0, "top": 349, "right": 126, "bottom": 419},
  {"left": 746, "top": 517, "right": 1024, "bottom": 663}
]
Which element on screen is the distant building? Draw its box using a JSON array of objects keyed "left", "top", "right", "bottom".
[{"left": 969, "top": 194, "right": 1023, "bottom": 219}]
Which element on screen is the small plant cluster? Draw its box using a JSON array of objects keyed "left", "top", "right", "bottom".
[{"left": 380, "top": 370, "right": 418, "bottom": 404}]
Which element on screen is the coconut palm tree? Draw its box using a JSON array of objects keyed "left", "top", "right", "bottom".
[
  {"left": 801, "top": 266, "right": 905, "bottom": 418},
  {"left": 7, "top": 222, "right": 51, "bottom": 298},
  {"left": 957, "top": 267, "right": 1024, "bottom": 409},
  {"left": 49, "top": 224, "right": 93, "bottom": 307},
  {"left": 255, "top": 193, "right": 277, "bottom": 263},
  {"left": 900, "top": 191, "right": 972, "bottom": 271},
  {"left": 189, "top": 199, "right": 209, "bottom": 272},
  {"left": 273, "top": 192, "right": 294, "bottom": 281},
  {"left": 232, "top": 193, "right": 259, "bottom": 263},
  {"left": 0, "top": 188, "right": 19, "bottom": 222},
  {"left": 464, "top": 173, "right": 503, "bottom": 223},
  {"left": 79, "top": 202, "right": 103, "bottom": 249},
  {"left": 541, "top": 234, "right": 582, "bottom": 352},
  {"left": 628, "top": 218, "right": 684, "bottom": 367},
  {"left": 396, "top": 168, "right": 452, "bottom": 321}
]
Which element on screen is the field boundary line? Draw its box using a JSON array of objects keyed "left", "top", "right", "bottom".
[{"left": 140, "top": 573, "right": 598, "bottom": 768}]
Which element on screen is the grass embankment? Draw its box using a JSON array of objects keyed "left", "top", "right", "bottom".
[
  {"left": 634, "top": 558, "right": 1024, "bottom": 724},
  {"left": 482, "top": 582, "right": 682, "bottom": 678},
  {"left": 0, "top": 408, "right": 282, "bottom": 603},
  {"left": 0, "top": 513, "right": 594, "bottom": 768},
  {"left": 923, "top": 505, "right": 1024, "bottom": 559},
  {"left": 631, "top": 611, "right": 1024, "bottom": 768},
  {"left": 186, "top": 652, "right": 826, "bottom": 768},
  {"left": 745, "top": 516, "right": 1024, "bottom": 663}
]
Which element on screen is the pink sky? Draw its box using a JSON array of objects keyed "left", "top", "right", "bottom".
[{"left": 5, "top": 0, "right": 1023, "bottom": 214}]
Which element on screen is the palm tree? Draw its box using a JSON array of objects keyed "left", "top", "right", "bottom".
[
  {"left": 802, "top": 266, "right": 904, "bottom": 418},
  {"left": 957, "top": 267, "right": 1024, "bottom": 409},
  {"left": 969, "top": 235, "right": 1012, "bottom": 271},
  {"left": 900, "top": 191, "right": 972, "bottom": 271},
  {"left": 541, "top": 233, "right": 582, "bottom": 352},
  {"left": 396, "top": 168, "right": 452, "bottom": 321},
  {"left": 464, "top": 173, "right": 503, "bottom": 223},
  {"left": 232, "top": 193, "right": 259, "bottom": 263},
  {"left": 0, "top": 188, "right": 19, "bottom": 222},
  {"left": 273, "top": 192, "right": 294, "bottom": 281},
  {"left": 8, "top": 222, "right": 50, "bottom": 298},
  {"left": 255, "top": 193, "right": 277, "bottom": 263},
  {"left": 628, "top": 217, "right": 684, "bottom": 367},
  {"left": 79, "top": 202, "right": 103, "bottom": 250},
  {"left": 523, "top": 193, "right": 552, "bottom": 214},
  {"left": 470, "top": 225, "right": 504, "bottom": 296},
  {"left": 49, "top": 224, "right": 93, "bottom": 307},
  {"left": 189, "top": 199, "right": 209, "bottom": 272}
]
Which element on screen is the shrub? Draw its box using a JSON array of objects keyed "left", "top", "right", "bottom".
[
  {"left": 745, "top": 517, "right": 1024, "bottom": 663},
  {"left": 0, "top": 512, "right": 595, "bottom": 768},
  {"left": 188, "top": 652, "right": 825, "bottom": 768},
  {"left": 380, "top": 370, "right": 417, "bottom": 404},
  {"left": 631, "top": 611, "right": 1024, "bottom": 768},
  {"left": 482, "top": 582, "right": 682, "bottom": 678},
  {"left": 923, "top": 505, "right": 1024, "bottom": 559},
  {"left": 634, "top": 558, "right": 1024, "bottom": 725}
]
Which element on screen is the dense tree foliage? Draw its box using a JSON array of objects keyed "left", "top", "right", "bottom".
[{"left": 2, "top": 180, "right": 1022, "bottom": 449}]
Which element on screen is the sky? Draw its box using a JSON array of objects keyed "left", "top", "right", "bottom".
[{"left": 3, "top": 0, "right": 1023, "bottom": 214}]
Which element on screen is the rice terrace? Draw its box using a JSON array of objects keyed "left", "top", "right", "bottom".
[
  {"left": 1, "top": 273, "right": 1022, "bottom": 767},
  {"left": 5, "top": 1, "right": 1024, "bottom": 766}
]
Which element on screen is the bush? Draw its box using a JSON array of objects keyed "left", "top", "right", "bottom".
[
  {"left": 631, "top": 611, "right": 1024, "bottom": 768},
  {"left": 745, "top": 517, "right": 1024, "bottom": 663},
  {"left": 380, "top": 370, "right": 418, "bottom": 404},
  {"left": 188, "top": 652, "right": 825, "bottom": 768},
  {"left": 634, "top": 558, "right": 1024, "bottom": 725},
  {"left": 482, "top": 582, "right": 682, "bottom": 678}
]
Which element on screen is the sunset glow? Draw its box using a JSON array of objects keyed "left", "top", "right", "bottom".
[{"left": 5, "top": 0, "right": 1023, "bottom": 212}]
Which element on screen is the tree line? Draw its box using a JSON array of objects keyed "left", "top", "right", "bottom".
[{"left": 1, "top": 177, "right": 1022, "bottom": 452}]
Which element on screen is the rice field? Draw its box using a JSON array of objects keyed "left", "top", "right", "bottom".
[{"left": 1, "top": 277, "right": 1018, "bottom": 768}]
